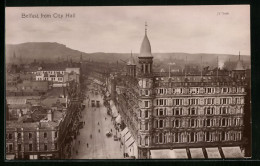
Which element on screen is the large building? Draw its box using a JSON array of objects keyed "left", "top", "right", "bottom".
[{"left": 110, "top": 25, "right": 248, "bottom": 159}]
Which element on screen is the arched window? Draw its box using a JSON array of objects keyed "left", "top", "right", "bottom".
[
  {"left": 175, "top": 133, "right": 179, "bottom": 142},
  {"left": 206, "top": 132, "right": 210, "bottom": 142},
  {"left": 222, "top": 118, "right": 226, "bottom": 126},
  {"left": 207, "top": 119, "right": 210, "bottom": 127},
  {"left": 207, "top": 107, "right": 211, "bottom": 114},
  {"left": 159, "top": 133, "right": 163, "bottom": 143},
  {"left": 175, "top": 119, "right": 180, "bottom": 128},
  {"left": 145, "top": 136, "right": 149, "bottom": 146},
  {"left": 191, "top": 107, "right": 196, "bottom": 115}
]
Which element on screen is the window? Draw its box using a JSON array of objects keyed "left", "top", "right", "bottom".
[
  {"left": 139, "top": 110, "right": 142, "bottom": 117},
  {"left": 190, "top": 119, "right": 195, "bottom": 127},
  {"left": 175, "top": 108, "right": 180, "bottom": 115},
  {"left": 17, "top": 133, "right": 21, "bottom": 139},
  {"left": 222, "top": 131, "right": 225, "bottom": 141},
  {"left": 144, "top": 101, "right": 149, "bottom": 108},
  {"left": 44, "top": 132, "right": 47, "bottom": 138},
  {"left": 191, "top": 132, "right": 195, "bottom": 142},
  {"left": 145, "top": 122, "right": 149, "bottom": 130},
  {"left": 145, "top": 136, "right": 149, "bottom": 146},
  {"left": 222, "top": 107, "right": 227, "bottom": 114},
  {"left": 44, "top": 144, "right": 48, "bottom": 151},
  {"left": 159, "top": 133, "right": 163, "bottom": 143},
  {"left": 18, "top": 144, "right": 22, "bottom": 151},
  {"left": 55, "top": 143, "right": 58, "bottom": 150},
  {"left": 222, "top": 118, "right": 226, "bottom": 126},
  {"left": 55, "top": 131, "right": 58, "bottom": 138},
  {"left": 145, "top": 90, "right": 149, "bottom": 96},
  {"left": 29, "top": 133, "right": 32, "bottom": 139},
  {"left": 207, "top": 119, "right": 210, "bottom": 127},
  {"left": 159, "top": 109, "right": 164, "bottom": 116},
  {"left": 159, "top": 120, "right": 164, "bottom": 128},
  {"left": 9, "top": 144, "right": 13, "bottom": 152},
  {"left": 159, "top": 88, "right": 164, "bottom": 94},
  {"left": 175, "top": 133, "right": 179, "bottom": 142},
  {"left": 29, "top": 144, "right": 33, "bottom": 151},
  {"left": 190, "top": 107, "right": 196, "bottom": 115},
  {"left": 175, "top": 119, "right": 180, "bottom": 128},
  {"left": 8, "top": 133, "right": 12, "bottom": 139},
  {"left": 207, "top": 107, "right": 211, "bottom": 114},
  {"left": 145, "top": 110, "right": 148, "bottom": 118},
  {"left": 206, "top": 132, "right": 210, "bottom": 142}
]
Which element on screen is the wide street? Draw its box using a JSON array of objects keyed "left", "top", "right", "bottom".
[{"left": 71, "top": 88, "right": 124, "bottom": 159}]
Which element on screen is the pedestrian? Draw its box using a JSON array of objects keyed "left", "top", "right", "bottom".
[
  {"left": 87, "top": 143, "right": 88, "bottom": 148},
  {"left": 76, "top": 150, "right": 78, "bottom": 155},
  {"left": 99, "top": 129, "right": 100, "bottom": 133}
]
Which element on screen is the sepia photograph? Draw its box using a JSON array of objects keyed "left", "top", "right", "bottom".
[{"left": 5, "top": 5, "right": 251, "bottom": 160}]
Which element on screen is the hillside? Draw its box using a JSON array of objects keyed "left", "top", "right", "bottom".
[{"left": 5, "top": 42, "right": 250, "bottom": 69}]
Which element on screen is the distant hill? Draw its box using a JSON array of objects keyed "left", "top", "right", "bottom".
[{"left": 5, "top": 42, "right": 250, "bottom": 69}]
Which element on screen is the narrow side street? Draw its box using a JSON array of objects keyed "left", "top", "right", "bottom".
[{"left": 71, "top": 90, "right": 124, "bottom": 159}]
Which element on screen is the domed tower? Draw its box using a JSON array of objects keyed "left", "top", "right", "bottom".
[
  {"left": 137, "top": 22, "right": 154, "bottom": 159},
  {"left": 126, "top": 51, "right": 136, "bottom": 77}
]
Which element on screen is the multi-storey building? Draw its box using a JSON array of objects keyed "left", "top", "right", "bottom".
[{"left": 111, "top": 25, "right": 248, "bottom": 159}]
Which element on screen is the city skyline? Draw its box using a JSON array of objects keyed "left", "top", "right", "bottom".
[{"left": 6, "top": 5, "right": 250, "bottom": 55}]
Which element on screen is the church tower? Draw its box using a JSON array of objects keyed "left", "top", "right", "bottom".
[
  {"left": 137, "top": 22, "right": 154, "bottom": 159},
  {"left": 126, "top": 51, "right": 136, "bottom": 77}
]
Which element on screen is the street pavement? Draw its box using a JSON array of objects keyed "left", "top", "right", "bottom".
[{"left": 71, "top": 90, "right": 124, "bottom": 159}]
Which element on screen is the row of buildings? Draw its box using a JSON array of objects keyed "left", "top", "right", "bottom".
[
  {"left": 105, "top": 26, "right": 251, "bottom": 159},
  {"left": 6, "top": 61, "right": 84, "bottom": 160}
]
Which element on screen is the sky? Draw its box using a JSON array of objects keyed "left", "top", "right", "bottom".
[{"left": 6, "top": 5, "right": 250, "bottom": 55}]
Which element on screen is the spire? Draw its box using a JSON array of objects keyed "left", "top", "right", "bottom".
[{"left": 139, "top": 22, "right": 152, "bottom": 57}]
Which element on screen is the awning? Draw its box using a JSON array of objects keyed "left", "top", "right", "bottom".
[
  {"left": 206, "top": 147, "right": 221, "bottom": 159},
  {"left": 172, "top": 149, "right": 188, "bottom": 159},
  {"left": 150, "top": 149, "right": 172, "bottom": 159},
  {"left": 127, "top": 141, "right": 138, "bottom": 157},
  {"left": 150, "top": 149, "right": 188, "bottom": 159},
  {"left": 222, "top": 147, "right": 243, "bottom": 158},
  {"left": 120, "top": 127, "right": 129, "bottom": 137},
  {"left": 125, "top": 136, "right": 135, "bottom": 147},
  {"left": 124, "top": 131, "right": 132, "bottom": 142},
  {"left": 6, "top": 154, "right": 15, "bottom": 160},
  {"left": 115, "top": 115, "right": 121, "bottom": 124},
  {"left": 111, "top": 105, "right": 118, "bottom": 118},
  {"left": 189, "top": 148, "right": 205, "bottom": 159}
]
